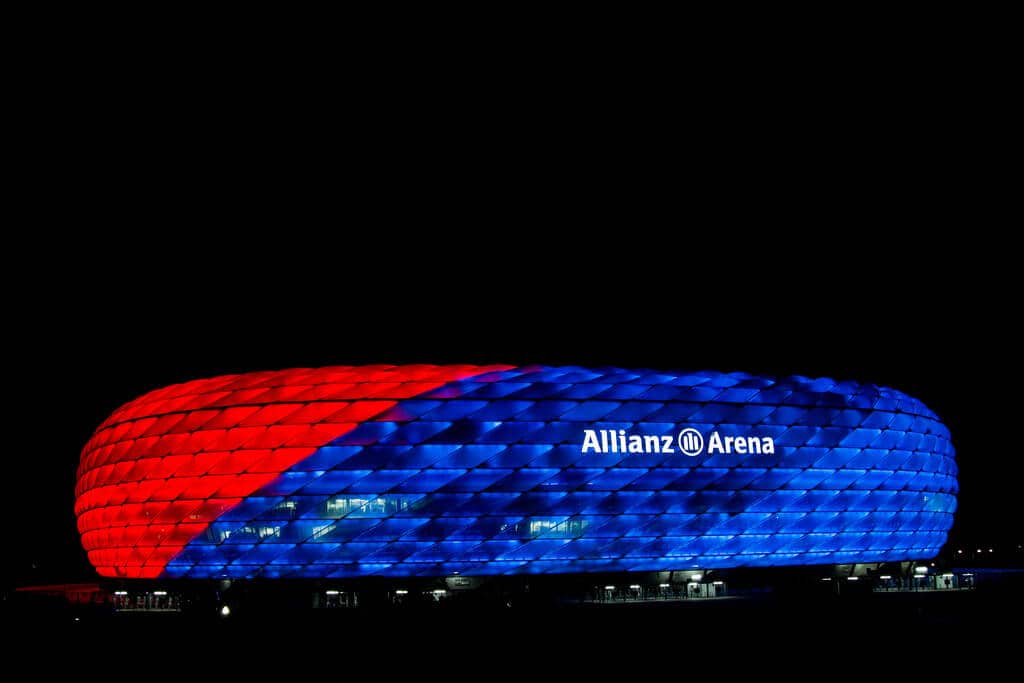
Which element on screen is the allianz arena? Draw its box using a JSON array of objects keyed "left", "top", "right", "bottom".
[{"left": 74, "top": 365, "right": 957, "bottom": 579}]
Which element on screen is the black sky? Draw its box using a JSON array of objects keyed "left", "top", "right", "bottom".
[{"left": 6, "top": 244, "right": 1016, "bottom": 588}]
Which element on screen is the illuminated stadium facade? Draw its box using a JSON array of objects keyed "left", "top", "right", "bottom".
[{"left": 75, "top": 365, "right": 957, "bottom": 580}]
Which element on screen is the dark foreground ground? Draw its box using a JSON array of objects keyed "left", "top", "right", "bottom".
[{"left": 5, "top": 583, "right": 1021, "bottom": 663}]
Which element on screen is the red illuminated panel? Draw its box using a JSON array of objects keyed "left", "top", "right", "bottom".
[{"left": 75, "top": 364, "right": 512, "bottom": 578}]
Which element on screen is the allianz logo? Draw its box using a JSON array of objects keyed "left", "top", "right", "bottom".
[{"left": 581, "top": 428, "right": 776, "bottom": 457}]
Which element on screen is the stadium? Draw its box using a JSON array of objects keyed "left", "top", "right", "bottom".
[{"left": 74, "top": 364, "right": 957, "bottom": 592}]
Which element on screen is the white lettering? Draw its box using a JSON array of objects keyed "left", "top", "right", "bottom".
[
  {"left": 584, "top": 429, "right": 774, "bottom": 456},
  {"left": 708, "top": 431, "right": 724, "bottom": 453}
]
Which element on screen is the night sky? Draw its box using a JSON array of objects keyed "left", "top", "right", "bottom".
[{"left": 7, "top": 248, "right": 1016, "bottom": 588}]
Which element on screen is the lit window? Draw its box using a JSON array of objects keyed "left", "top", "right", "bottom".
[
  {"left": 525, "top": 517, "right": 589, "bottom": 538},
  {"left": 325, "top": 497, "right": 369, "bottom": 516},
  {"left": 271, "top": 500, "right": 298, "bottom": 517}
]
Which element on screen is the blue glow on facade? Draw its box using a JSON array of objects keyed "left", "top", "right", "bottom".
[{"left": 162, "top": 367, "right": 957, "bottom": 578}]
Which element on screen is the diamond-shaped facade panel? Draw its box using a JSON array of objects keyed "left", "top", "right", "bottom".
[{"left": 75, "top": 365, "right": 957, "bottom": 578}]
